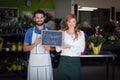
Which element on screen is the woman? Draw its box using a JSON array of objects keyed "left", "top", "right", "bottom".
[
  {"left": 23, "top": 10, "right": 53, "bottom": 80},
  {"left": 55, "top": 14, "right": 86, "bottom": 80}
]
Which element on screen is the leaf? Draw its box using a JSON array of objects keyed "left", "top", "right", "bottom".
[{"left": 87, "top": 34, "right": 105, "bottom": 47}]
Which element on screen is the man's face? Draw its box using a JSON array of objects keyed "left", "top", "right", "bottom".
[{"left": 34, "top": 13, "right": 45, "bottom": 26}]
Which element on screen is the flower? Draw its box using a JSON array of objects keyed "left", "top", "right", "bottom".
[
  {"left": 108, "top": 35, "right": 118, "bottom": 41},
  {"left": 87, "top": 33, "right": 105, "bottom": 47}
]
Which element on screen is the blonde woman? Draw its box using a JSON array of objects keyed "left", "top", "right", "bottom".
[{"left": 55, "top": 14, "right": 86, "bottom": 80}]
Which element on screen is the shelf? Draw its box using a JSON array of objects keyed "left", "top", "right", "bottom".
[
  {"left": 0, "top": 70, "right": 27, "bottom": 79},
  {"left": 0, "top": 33, "right": 24, "bottom": 36},
  {"left": 0, "top": 32, "right": 28, "bottom": 73},
  {"left": 0, "top": 51, "right": 29, "bottom": 59}
]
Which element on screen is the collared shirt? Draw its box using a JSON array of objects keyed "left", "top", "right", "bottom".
[
  {"left": 24, "top": 25, "right": 51, "bottom": 45},
  {"left": 56, "top": 30, "right": 86, "bottom": 57}
]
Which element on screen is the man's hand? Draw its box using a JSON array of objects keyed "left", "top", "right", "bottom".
[
  {"left": 44, "top": 45, "right": 50, "bottom": 51},
  {"left": 33, "top": 37, "right": 42, "bottom": 46}
]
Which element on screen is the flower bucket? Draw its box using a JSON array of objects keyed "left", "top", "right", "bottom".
[
  {"left": 0, "top": 38, "right": 4, "bottom": 51},
  {"left": 91, "top": 42, "right": 102, "bottom": 55}
]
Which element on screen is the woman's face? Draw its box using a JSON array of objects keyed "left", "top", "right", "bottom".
[
  {"left": 66, "top": 18, "right": 76, "bottom": 29},
  {"left": 34, "top": 13, "right": 45, "bottom": 26}
]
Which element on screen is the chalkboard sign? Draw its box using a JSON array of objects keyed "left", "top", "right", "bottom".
[{"left": 41, "top": 30, "right": 63, "bottom": 46}]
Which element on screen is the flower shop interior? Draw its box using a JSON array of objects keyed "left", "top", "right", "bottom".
[{"left": 0, "top": 0, "right": 120, "bottom": 80}]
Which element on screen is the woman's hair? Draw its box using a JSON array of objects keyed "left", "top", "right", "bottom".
[{"left": 64, "top": 13, "right": 80, "bottom": 40}]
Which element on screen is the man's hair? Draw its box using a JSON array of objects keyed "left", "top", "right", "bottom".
[{"left": 33, "top": 9, "right": 46, "bottom": 17}]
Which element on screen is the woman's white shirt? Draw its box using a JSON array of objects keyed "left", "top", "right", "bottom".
[{"left": 56, "top": 30, "right": 85, "bottom": 57}]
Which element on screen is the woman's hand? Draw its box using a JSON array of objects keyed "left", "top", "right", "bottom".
[
  {"left": 55, "top": 45, "right": 70, "bottom": 52},
  {"left": 60, "top": 45, "right": 71, "bottom": 49}
]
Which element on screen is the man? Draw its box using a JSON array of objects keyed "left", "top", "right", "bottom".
[{"left": 23, "top": 10, "right": 53, "bottom": 80}]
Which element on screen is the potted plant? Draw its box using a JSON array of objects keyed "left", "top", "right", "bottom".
[
  {"left": 5, "top": 41, "right": 11, "bottom": 51},
  {"left": 87, "top": 33, "right": 105, "bottom": 54},
  {"left": 0, "top": 37, "right": 4, "bottom": 51}
]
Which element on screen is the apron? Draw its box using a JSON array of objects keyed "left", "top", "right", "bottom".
[
  {"left": 27, "top": 27, "right": 53, "bottom": 80},
  {"left": 56, "top": 56, "right": 81, "bottom": 80}
]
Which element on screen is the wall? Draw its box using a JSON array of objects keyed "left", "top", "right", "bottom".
[
  {"left": 0, "top": 0, "right": 71, "bottom": 22},
  {"left": 0, "top": 0, "right": 120, "bottom": 18},
  {"left": 0, "top": 0, "right": 72, "bottom": 29},
  {"left": 54, "top": 0, "right": 71, "bottom": 20},
  {"left": 54, "top": 0, "right": 71, "bottom": 28},
  {"left": 0, "top": 0, "right": 55, "bottom": 16}
]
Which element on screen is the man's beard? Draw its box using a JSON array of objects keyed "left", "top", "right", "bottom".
[{"left": 35, "top": 22, "right": 44, "bottom": 26}]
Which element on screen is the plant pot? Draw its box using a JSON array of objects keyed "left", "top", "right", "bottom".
[
  {"left": 91, "top": 42, "right": 102, "bottom": 55},
  {"left": 0, "top": 38, "right": 4, "bottom": 51}
]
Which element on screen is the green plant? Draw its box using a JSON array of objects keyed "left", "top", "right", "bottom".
[
  {"left": 87, "top": 33, "right": 105, "bottom": 47},
  {"left": 0, "top": 38, "right": 3, "bottom": 43}
]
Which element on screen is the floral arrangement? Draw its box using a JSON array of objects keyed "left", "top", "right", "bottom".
[
  {"left": 0, "top": 37, "right": 4, "bottom": 51},
  {"left": 86, "top": 33, "right": 105, "bottom": 54},
  {"left": 108, "top": 35, "right": 118, "bottom": 41},
  {"left": 87, "top": 33, "right": 105, "bottom": 47}
]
